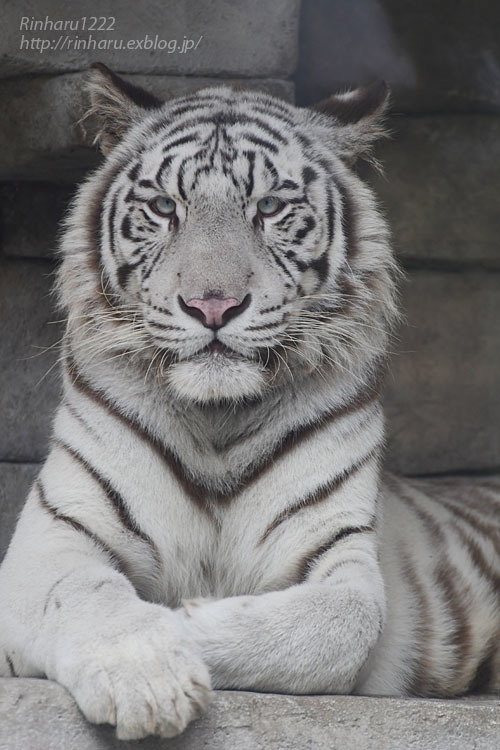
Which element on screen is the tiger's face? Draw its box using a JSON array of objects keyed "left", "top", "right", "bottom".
[{"left": 62, "top": 66, "right": 396, "bottom": 404}]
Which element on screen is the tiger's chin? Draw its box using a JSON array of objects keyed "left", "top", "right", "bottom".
[{"left": 165, "top": 351, "right": 267, "bottom": 404}]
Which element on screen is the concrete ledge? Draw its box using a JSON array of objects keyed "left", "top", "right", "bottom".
[{"left": 0, "top": 679, "right": 499, "bottom": 749}]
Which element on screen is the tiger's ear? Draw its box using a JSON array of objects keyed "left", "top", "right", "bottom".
[
  {"left": 313, "top": 80, "right": 390, "bottom": 163},
  {"left": 86, "top": 62, "right": 163, "bottom": 155}
]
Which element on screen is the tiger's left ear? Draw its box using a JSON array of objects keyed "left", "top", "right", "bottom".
[
  {"left": 313, "top": 80, "right": 390, "bottom": 163},
  {"left": 85, "top": 62, "right": 163, "bottom": 155}
]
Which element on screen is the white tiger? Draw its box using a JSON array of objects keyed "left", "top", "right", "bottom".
[{"left": 0, "top": 63, "right": 499, "bottom": 740}]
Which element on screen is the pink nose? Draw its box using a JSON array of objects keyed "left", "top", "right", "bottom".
[{"left": 179, "top": 294, "right": 251, "bottom": 329}]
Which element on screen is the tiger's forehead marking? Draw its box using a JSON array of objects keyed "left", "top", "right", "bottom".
[
  {"left": 134, "top": 88, "right": 312, "bottom": 173},
  {"left": 124, "top": 92, "right": 317, "bottom": 201}
]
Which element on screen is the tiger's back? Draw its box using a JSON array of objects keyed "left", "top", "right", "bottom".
[{"left": 362, "top": 474, "right": 500, "bottom": 697}]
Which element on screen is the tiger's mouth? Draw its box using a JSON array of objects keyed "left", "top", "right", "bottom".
[{"left": 195, "top": 339, "right": 242, "bottom": 359}]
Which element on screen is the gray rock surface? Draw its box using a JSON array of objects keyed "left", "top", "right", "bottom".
[
  {"left": 0, "top": 463, "right": 39, "bottom": 562},
  {"left": 0, "top": 183, "right": 74, "bottom": 259},
  {"left": 366, "top": 116, "right": 500, "bottom": 269},
  {"left": 0, "top": 73, "right": 294, "bottom": 181},
  {"left": 0, "top": 260, "right": 62, "bottom": 463},
  {"left": 296, "top": 0, "right": 500, "bottom": 113},
  {"left": 1, "top": 0, "right": 299, "bottom": 78},
  {"left": 0, "top": 679, "right": 499, "bottom": 750},
  {"left": 384, "top": 270, "right": 500, "bottom": 475}
]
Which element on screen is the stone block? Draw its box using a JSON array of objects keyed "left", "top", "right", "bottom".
[
  {"left": 0, "top": 680, "right": 499, "bottom": 749},
  {"left": 0, "top": 463, "right": 39, "bottom": 562},
  {"left": 296, "top": 0, "right": 500, "bottom": 113},
  {"left": 365, "top": 116, "right": 500, "bottom": 269},
  {"left": 0, "top": 183, "right": 74, "bottom": 259},
  {"left": 0, "top": 260, "right": 62, "bottom": 463},
  {"left": 0, "top": 0, "right": 300, "bottom": 78},
  {"left": 0, "top": 73, "right": 295, "bottom": 182},
  {"left": 383, "top": 270, "right": 500, "bottom": 476}
]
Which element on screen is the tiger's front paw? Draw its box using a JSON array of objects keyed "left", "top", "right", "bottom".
[{"left": 53, "top": 605, "right": 212, "bottom": 740}]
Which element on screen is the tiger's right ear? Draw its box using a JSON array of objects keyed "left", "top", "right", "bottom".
[
  {"left": 312, "top": 80, "right": 390, "bottom": 163},
  {"left": 86, "top": 62, "right": 163, "bottom": 155}
]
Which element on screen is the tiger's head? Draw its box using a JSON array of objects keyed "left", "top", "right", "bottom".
[{"left": 59, "top": 64, "right": 398, "bottom": 405}]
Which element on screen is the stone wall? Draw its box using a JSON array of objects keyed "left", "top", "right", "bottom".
[{"left": 297, "top": 0, "right": 500, "bottom": 478}]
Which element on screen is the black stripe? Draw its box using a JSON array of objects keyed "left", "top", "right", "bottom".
[
  {"left": 116, "top": 258, "right": 144, "bottom": 289},
  {"left": 302, "top": 167, "right": 318, "bottom": 185},
  {"left": 65, "top": 353, "right": 381, "bottom": 506},
  {"left": 83, "top": 159, "right": 129, "bottom": 310},
  {"left": 138, "top": 209, "right": 160, "bottom": 228},
  {"left": 36, "top": 479, "right": 125, "bottom": 573},
  {"left": 310, "top": 252, "right": 329, "bottom": 283},
  {"left": 64, "top": 400, "right": 98, "bottom": 438},
  {"left": 163, "top": 133, "right": 201, "bottom": 152},
  {"left": 246, "top": 320, "right": 284, "bottom": 333},
  {"left": 263, "top": 155, "right": 279, "bottom": 189},
  {"left": 121, "top": 214, "right": 134, "bottom": 240},
  {"left": 274, "top": 214, "right": 294, "bottom": 229},
  {"left": 177, "top": 158, "right": 189, "bottom": 201},
  {"left": 176, "top": 114, "right": 289, "bottom": 145},
  {"left": 399, "top": 547, "right": 440, "bottom": 696},
  {"left": 279, "top": 179, "right": 300, "bottom": 191},
  {"left": 337, "top": 181, "right": 358, "bottom": 260},
  {"left": 297, "top": 525, "right": 375, "bottom": 581},
  {"left": 124, "top": 187, "right": 137, "bottom": 203},
  {"left": 65, "top": 353, "right": 212, "bottom": 513},
  {"left": 326, "top": 184, "right": 335, "bottom": 248},
  {"left": 403, "top": 492, "right": 473, "bottom": 689},
  {"left": 259, "top": 447, "right": 378, "bottom": 544},
  {"left": 244, "top": 150, "right": 256, "bottom": 197},
  {"left": 223, "top": 374, "right": 382, "bottom": 481},
  {"left": 140, "top": 242, "right": 166, "bottom": 283},
  {"left": 147, "top": 320, "right": 183, "bottom": 332},
  {"left": 155, "top": 154, "right": 174, "bottom": 187},
  {"left": 5, "top": 653, "right": 16, "bottom": 677},
  {"left": 128, "top": 163, "right": 140, "bottom": 181},
  {"left": 293, "top": 215, "right": 316, "bottom": 242},
  {"left": 242, "top": 133, "right": 278, "bottom": 154},
  {"left": 55, "top": 440, "right": 159, "bottom": 558},
  {"left": 107, "top": 193, "right": 118, "bottom": 256},
  {"left": 437, "top": 497, "right": 500, "bottom": 583},
  {"left": 267, "top": 246, "right": 296, "bottom": 283}
]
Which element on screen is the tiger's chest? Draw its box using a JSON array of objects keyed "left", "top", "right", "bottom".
[{"left": 145, "top": 478, "right": 311, "bottom": 607}]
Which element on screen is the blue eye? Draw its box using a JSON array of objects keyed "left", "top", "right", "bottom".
[
  {"left": 149, "top": 196, "right": 177, "bottom": 217},
  {"left": 257, "top": 196, "right": 285, "bottom": 217}
]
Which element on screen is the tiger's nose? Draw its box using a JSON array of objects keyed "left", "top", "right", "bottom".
[{"left": 178, "top": 293, "right": 251, "bottom": 329}]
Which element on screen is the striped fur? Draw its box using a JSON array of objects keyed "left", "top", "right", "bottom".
[{"left": 0, "top": 67, "right": 498, "bottom": 740}]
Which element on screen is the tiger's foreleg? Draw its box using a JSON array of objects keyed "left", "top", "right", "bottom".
[
  {"left": 181, "top": 557, "right": 385, "bottom": 694},
  {"left": 0, "top": 481, "right": 212, "bottom": 740}
]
